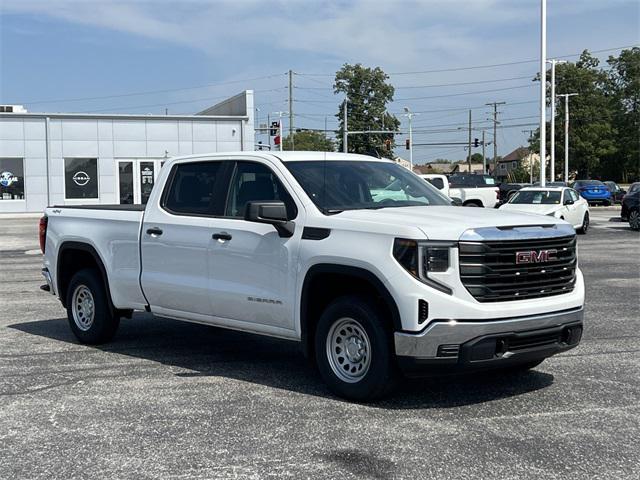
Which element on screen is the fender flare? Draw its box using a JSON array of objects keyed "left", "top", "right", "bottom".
[
  {"left": 56, "top": 241, "right": 115, "bottom": 312},
  {"left": 299, "top": 263, "right": 402, "bottom": 357}
]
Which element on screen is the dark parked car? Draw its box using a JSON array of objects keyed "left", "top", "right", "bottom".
[
  {"left": 621, "top": 182, "right": 640, "bottom": 231},
  {"left": 497, "top": 182, "right": 529, "bottom": 204},
  {"left": 572, "top": 180, "right": 612, "bottom": 205},
  {"left": 604, "top": 181, "right": 626, "bottom": 203}
]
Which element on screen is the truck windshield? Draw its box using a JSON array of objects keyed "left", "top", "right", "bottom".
[{"left": 285, "top": 160, "right": 451, "bottom": 213}]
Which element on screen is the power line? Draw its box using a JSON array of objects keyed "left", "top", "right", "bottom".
[
  {"left": 21, "top": 73, "right": 287, "bottom": 105},
  {"left": 296, "top": 45, "right": 636, "bottom": 76},
  {"left": 80, "top": 87, "right": 288, "bottom": 113},
  {"left": 295, "top": 74, "right": 536, "bottom": 90}
]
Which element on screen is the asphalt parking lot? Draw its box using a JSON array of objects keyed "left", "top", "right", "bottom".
[{"left": 1, "top": 209, "right": 638, "bottom": 480}]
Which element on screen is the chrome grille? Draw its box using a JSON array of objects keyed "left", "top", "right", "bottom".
[{"left": 458, "top": 235, "right": 577, "bottom": 302}]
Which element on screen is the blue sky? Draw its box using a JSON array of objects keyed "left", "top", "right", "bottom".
[{"left": 1, "top": 0, "right": 638, "bottom": 163}]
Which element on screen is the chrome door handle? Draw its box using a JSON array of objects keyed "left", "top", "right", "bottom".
[{"left": 212, "top": 232, "right": 232, "bottom": 241}]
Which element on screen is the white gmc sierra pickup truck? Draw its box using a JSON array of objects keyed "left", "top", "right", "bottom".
[{"left": 40, "top": 152, "right": 584, "bottom": 400}]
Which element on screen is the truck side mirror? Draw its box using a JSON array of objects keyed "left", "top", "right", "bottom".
[
  {"left": 450, "top": 197, "right": 463, "bottom": 206},
  {"left": 244, "top": 201, "right": 294, "bottom": 238}
]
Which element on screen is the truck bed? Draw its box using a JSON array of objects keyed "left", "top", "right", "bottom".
[{"left": 52, "top": 204, "right": 146, "bottom": 211}]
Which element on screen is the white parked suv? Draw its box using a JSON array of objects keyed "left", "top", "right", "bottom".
[{"left": 40, "top": 152, "right": 584, "bottom": 401}]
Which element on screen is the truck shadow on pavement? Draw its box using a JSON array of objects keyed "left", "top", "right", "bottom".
[{"left": 10, "top": 314, "right": 554, "bottom": 408}]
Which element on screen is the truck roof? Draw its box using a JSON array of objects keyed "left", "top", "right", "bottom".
[{"left": 165, "top": 151, "right": 391, "bottom": 165}]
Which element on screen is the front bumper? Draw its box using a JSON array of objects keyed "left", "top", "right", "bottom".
[{"left": 394, "top": 307, "right": 583, "bottom": 375}]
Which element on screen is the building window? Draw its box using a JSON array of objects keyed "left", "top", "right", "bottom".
[
  {"left": 500, "top": 163, "right": 506, "bottom": 171},
  {"left": 512, "top": 161, "right": 518, "bottom": 168},
  {"left": 0, "top": 158, "right": 25, "bottom": 200},
  {"left": 65, "top": 158, "right": 99, "bottom": 199}
]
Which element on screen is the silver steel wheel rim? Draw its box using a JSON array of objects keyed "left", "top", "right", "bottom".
[
  {"left": 326, "top": 317, "right": 371, "bottom": 383},
  {"left": 630, "top": 211, "right": 640, "bottom": 230},
  {"left": 72, "top": 285, "right": 95, "bottom": 331}
]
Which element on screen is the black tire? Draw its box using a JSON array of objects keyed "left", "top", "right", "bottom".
[
  {"left": 577, "top": 212, "right": 589, "bottom": 234},
  {"left": 66, "top": 268, "right": 120, "bottom": 344},
  {"left": 464, "top": 201, "right": 481, "bottom": 207},
  {"left": 629, "top": 209, "right": 640, "bottom": 231},
  {"left": 603, "top": 200, "right": 611, "bottom": 206},
  {"left": 314, "top": 295, "right": 397, "bottom": 401}
]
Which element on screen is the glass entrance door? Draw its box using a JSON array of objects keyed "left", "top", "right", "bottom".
[
  {"left": 118, "top": 161, "right": 134, "bottom": 204},
  {"left": 139, "top": 162, "right": 155, "bottom": 204},
  {"left": 116, "top": 159, "right": 163, "bottom": 205}
]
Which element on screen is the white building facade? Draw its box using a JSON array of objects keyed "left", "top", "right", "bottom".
[{"left": 0, "top": 91, "right": 254, "bottom": 213}]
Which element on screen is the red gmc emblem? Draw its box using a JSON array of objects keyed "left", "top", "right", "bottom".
[{"left": 515, "top": 249, "right": 558, "bottom": 264}]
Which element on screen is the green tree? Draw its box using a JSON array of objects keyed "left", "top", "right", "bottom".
[
  {"left": 283, "top": 130, "right": 334, "bottom": 152},
  {"left": 334, "top": 64, "right": 400, "bottom": 158},
  {"left": 604, "top": 47, "right": 640, "bottom": 181},
  {"left": 470, "top": 153, "right": 484, "bottom": 163},
  {"left": 529, "top": 50, "right": 617, "bottom": 178}
]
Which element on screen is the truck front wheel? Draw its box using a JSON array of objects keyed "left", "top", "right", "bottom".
[
  {"left": 315, "top": 296, "right": 397, "bottom": 401},
  {"left": 66, "top": 268, "right": 120, "bottom": 344}
]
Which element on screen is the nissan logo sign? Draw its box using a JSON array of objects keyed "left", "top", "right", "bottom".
[{"left": 72, "top": 171, "right": 90, "bottom": 186}]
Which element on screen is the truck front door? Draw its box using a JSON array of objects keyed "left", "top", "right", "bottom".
[{"left": 206, "top": 160, "right": 303, "bottom": 331}]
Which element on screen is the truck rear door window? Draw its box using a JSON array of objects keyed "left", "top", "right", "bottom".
[{"left": 163, "top": 161, "right": 223, "bottom": 215}]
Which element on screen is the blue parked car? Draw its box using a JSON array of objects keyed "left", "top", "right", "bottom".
[{"left": 572, "top": 180, "right": 612, "bottom": 205}]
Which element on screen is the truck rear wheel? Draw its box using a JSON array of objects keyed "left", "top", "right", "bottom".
[
  {"left": 314, "top": 295, "right": 397, "bottom": 401},
  {"left": 66, "top": 268, "right": 119, "bottom": 344}
]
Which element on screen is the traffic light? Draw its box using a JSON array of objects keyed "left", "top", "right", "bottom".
[
  {"left": 270, "top": 121, "right": 279, "bottom": 136},
  {"left": 405, "top": 138, "right": 410, "bottom": 150},
  {"left": 474, "top": 138, "right": 479, "bottom": 147}
]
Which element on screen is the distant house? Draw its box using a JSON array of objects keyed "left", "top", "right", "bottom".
[
  {"left": 393, "top": 156, "right": 412, "bottom": 170},
  {"left": 413, "top": 163, "right": 453, "bottom": 174},
  {"left": 495, "top": 147, "right": 541, "bottom": 180},
  {"left": 451, "top": 163, "right": 484, "bottom": 174}
]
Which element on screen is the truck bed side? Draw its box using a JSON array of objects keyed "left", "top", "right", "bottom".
[{"left": 44, "top": 206, "right": 147, "bottom": 310}]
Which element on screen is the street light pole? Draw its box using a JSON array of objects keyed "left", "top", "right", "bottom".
[
  {"left": 547, "top": 59, "right": 567, "bottom": 182},
  {"left": 343, "top": 98, "right": 348, "bottom": 153},
  {"left": 557, "top": 93, "right": 578, "bottom": 183},
  {"left": 467, "top": 109, "right": 472, "bottom": 173},
  {"left": 403, "top": 107, "right": 415, "bottom": 171},
  {"left": 539, "top": 0, "right": 547, "bottom": 188}
]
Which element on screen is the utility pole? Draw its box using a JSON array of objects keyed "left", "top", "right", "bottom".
[
  {"left": 343, "top": 98, "right": 348, "bottom": 153},
  {"left": 486, "top": 101, "right": 506, "bottom": 173},
  {"left": 288, "top": 70, "right": 294, "bottom": 150},
  {"left": 267, "top": 113, "right": 271, "bottom": 149},
  {"left": 557, "top": 93, "right": 578, "bottom": 183},
  {"left": 467, "top": 109, "right": 472, "bottom": 172},
  {"left": 539, "top": 0, "right": 547, "bottom": 187},
  {"left": 279, "top": 111, "right": 283, "bottom": 152},
  {"left": 482, "top": 130, "right": 486, "bottom": 173},
  {"left": 522, "top": 129, "right": 536, "bottom": 183}
]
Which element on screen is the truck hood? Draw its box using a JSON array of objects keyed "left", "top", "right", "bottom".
[{"left": 334, "top": 205, "right": 564, "bottom": 240}]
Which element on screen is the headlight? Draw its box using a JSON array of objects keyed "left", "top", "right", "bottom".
[{"left": 393, "top": 239, "right": 453, "bottom": 294}]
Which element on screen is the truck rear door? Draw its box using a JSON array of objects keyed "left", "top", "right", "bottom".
[{"left": 140, "top": 160, "right": 230, "bottom": 318}]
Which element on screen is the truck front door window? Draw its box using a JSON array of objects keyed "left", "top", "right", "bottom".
[{"left": 225, "top": 161, "right": 297, "bottom": 219}]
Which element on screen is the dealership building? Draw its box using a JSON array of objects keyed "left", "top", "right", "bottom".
[{"left": 0, "top": 91, "right": 255, "bottom": 213}]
